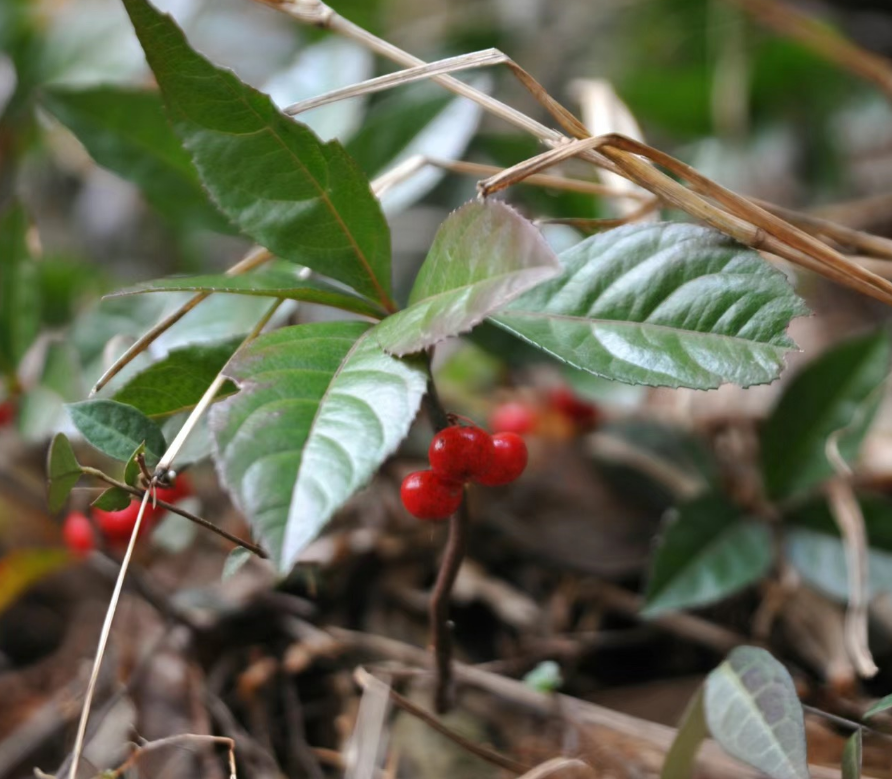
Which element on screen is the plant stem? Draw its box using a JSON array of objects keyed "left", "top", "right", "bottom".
[
  {"left": 429, "top": 497, "right": 469, "bottom": 714},
  {"left": 80, "top": 467, "right": 268, "bottom": 559}
]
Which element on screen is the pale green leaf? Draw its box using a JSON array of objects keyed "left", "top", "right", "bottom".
[
  {"left": 661, "top": 686, "right": 708, "bottom": 779},
  {"left": 864, "top": 694, "right": 892, "bottom": 719},
  {"left": 0, "top": 201, "right": 40, "bottom": 377},
  {"left": 842, "top": 729, "right": 861, "bottom": 779},
  {"left": 222, "top": 547, "right": 253, "bottom": 580},
  {"left": 46, "top": 433, "right": 82, "bottom": 513}
]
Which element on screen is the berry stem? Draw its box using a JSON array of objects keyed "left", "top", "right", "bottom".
[{"left": 429, "top": 496, "right": 469, "bottom": 714}]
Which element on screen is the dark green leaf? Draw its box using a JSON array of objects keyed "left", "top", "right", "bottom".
[
  {"left": 864, "top": 694, "right": 892, "bottom": 719},
  {"left": 91, "top": 487, "right": 132, "bottom": 511},
  {"left": 492, "top": 222, "right": 808, "bottom": 389},
  {"left": 123, "top": 442, "right": 146, "bottom": 487},
  {"left": 111, "top": 338, "right": 241, "bottom": 418},
  {"left": 661, "top": 686, "right": 707, "bottom": 779},
  {"left": 376, "top": 201, "right": 559, "bottom": 355},
  {"left": 67, "top": 400, "right": 166, "bottom": 466},
  {"left": 41, "top": 86, "right": 230, "bottom": 232},
  {"left": 0, "top": 201, "right": 40, "bottom": 376},
  {"left": 762, "top": 329, "right": 890, "bottom": 499},
  {"left": 210, "top": 322, "right": 428, "bottom": 572},
  {"left": 842, "top": 729, "right": 862, "bottom": 779},
  {"left": 46, "top": 433, "right": 82, "bottom": 513},
  {"left": 108, "top": 268, "right": 385, "bottom": 319},
  {"left": 704, "top": 646, "right": 809, "bottom": 779},
  {"left": 121, "top": 0, "right": 394, "bottom": 309},
  {"left": 643, "top": 494, "right": 771, "bottom": 616}
]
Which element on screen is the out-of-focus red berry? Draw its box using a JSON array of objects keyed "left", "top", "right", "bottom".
[
  {"left": 401, "top": 470, "right": 463, "bottom": 520},
  {"left": 93, "top": 501, "right": 146, "bottom": 542},
  {"left": 476, "top": 433, "right": 528, "bottom": 486},
  {"left": 547, "top": 387, "right": 601, "bottom": 429},
  {"left": 0, "top": 400, "right": 15, "bottom": 427},
  {"left": 489, "top": 402, "right": 537, "bottom": 435},
  {"left": 429, "top": 425, "right": 493, "bottom": 483},
  {"left": 153, "top": 474, "right": 191, "bottom": 507},
  {"left": 63, "top": 512, "right": 96, "bottom": 555}
]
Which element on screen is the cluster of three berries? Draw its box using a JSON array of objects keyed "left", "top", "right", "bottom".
[{"left": 401, "top": 426, "right": 527, "bottom": 521}]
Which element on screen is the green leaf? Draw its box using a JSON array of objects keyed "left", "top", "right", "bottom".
[
  {"left": 121, "top": 0, "right": 394, "bottom": 310},
  {"left": 643, "top": 494, "right": 772, "bottom": 616},
  {"left": 67, "top": 400, "right": 167, "bottom": 466},
  {"left": 111, "top": 338, "right": 241, "bottom": 418},
  {"left": 0, "top": 201, "right": 40, "bottom": 376},
  {"left": 376, "top": 201, "right": 560, "bottom": 355},
  {"left": 864, "top": 694, "right": 892, "bottom": 718},
  {"left": 704, "top": 646, "right": 809, "bottom": 779},
  {"left": 108, "top": 268, "right": 385, "bottom": 319},
  {"left": 761, "top": 329, "right": 890, "bottom": 499},
  {"left": 46, "top": 433, "right": 82, "bottom": 513},
  {"left": 41, "top": 86, "right": 230, "bottom": 232},
  {"left": 123, "top": 442, "right": 146, "bottom": 487},
  {"left": 842, "top": 729, "right": 861, "bottom": 779},
  {"left": 492, "top": 222, "right": 808, "bottom": 389},
  {"left": 661, "top": 687, "right": 708, "bottom": 779},
  {"left": 91, "top": 487, "right": 132, "bottom": 511},
  {"left": 522, "top": 661, "right": 562, "bottom": 693},
  {"left": 210, "top": 322, "right": 428, "bottom": 572},
  {"left": 222, "top": 547, "right": 252, "bottom": 580}
]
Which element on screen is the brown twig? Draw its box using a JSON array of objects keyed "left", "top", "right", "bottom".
[
  {"left": 108, "top": 734, "right": 237, "bottom": 778},
  {"left": 80, "top": 466, "right": 268, "bottom": 559}
]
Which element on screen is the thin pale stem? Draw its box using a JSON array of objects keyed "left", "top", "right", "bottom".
[{"left": 109, "top": 735, "right": 237, "bottom": 778}]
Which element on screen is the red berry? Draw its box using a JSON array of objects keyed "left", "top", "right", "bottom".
[
  {"left": 490, "top": 402, "right": 537, "bottom": 435},
  {"left": 476, "top": 432, "right": 528, "bottom": 486},
  {"left": 547, "top": 387, "right": 600, "bottom": 429},
  {"left": 63, "top": 512, "right": 95, "bottom": 555},
  {"left": 93, "top": 500, "right": 145, "bottom": 542},
  {"left": 0, "top": 400, "right": 15, "bottom": 427},
  {"left": 429, "top": 425, "right": 493, "bottom": 483},
  {"left": 401, "top": 470, "right": 463, "bottom": 520},
  {"left": 153, "top": 474, "right": 190, "bottom": 506}
]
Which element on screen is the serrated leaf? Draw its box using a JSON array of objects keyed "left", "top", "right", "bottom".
[
  {"left": 704, "top": 646, "right": 809, "bottom": 779},
  {"left": 376, "top": 201, "right": 560, "bottom": 355},
  {"left": 222, "top": 547, "right": 252, "bottom": 580},
  {"left": 492, "top": 222, "right": 808, "bottom": 389},
  {"left": 643, "top": 494, "right": 772, "bottom": 616},
  {"left": 661, "top": 686, "right": 708, "bottom": 779},
  {"left": 111, "top": 338, "right": 241, "bottom": 418},
  {"left": 67, "top": 400, "right": 166, "bottom": 466},
  {"left": 108, "top": 268, "right": 385, "bottom": 319},
  {"left": 864, "top": 694, "right": 892, "bottom": 718},
  {"left": 210, "top": 322, "right": 428, "bottom": 572},
  {"left": 761, "top": 329, "right": 890, "bottom": 499},
  {"left": 121, "top": 0, "right": 394, "bottom": 310},
  {"left": 41, "top": 86, "right": 230, "bottom": 232},
  {"left": 91, "top": 487, "right": 132, "bottom": 511},
  {"left": 842, "top": 730, "right": 861, "bottom": 779},
  {"left": 47, "top": 433, "right": 82, "bottom": 513},
  {"left": 0, "top": 201, "right": 40, "bottom": 377},
  {"left": 0, "top": 549, "right": 71, "bottom": 617}
]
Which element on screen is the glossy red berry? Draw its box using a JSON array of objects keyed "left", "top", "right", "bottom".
[
  {"left": 490, "top": 402, "right": 537, "bottom": 435},
  {"left": 93, "top": 500, "right": 145, "bottom": 542},
  {"left": 547, "top": 387, "right": 600, "bottom": 429},
  {"left": 0, "top": 400, "right": 15, "bottom": 427},
  {"left": 63, "top": 512, "right": 96, "bottom": 555},
  {"left": 429, "top": 425, "right": 493, "bottom": 483},
  {"left": 401, "top": 470, "right": 463, "bottom": 521},
  {"left": 476, "top": 432, "right": 528, "bottom": 486}
]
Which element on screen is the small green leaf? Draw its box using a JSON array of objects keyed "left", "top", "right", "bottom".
[
  {"left": 123, "top": 442, "right": 146, "bottom": 487},
  {"left": 111, "top": 338, "right": 241, "bottom": 418},
  {"left": 842, "top": 729, "right": 862, "bottom": 779},
  {"left": 643, "top": 494, "right": 772, "bottom": 616},
  {"left": 864, "top": 694, "right": 892, "bottom": 718},
  {"left": 211, "top": 322, "right": 428, "bottom": 572},
  {"left": 376, "top": 200, "right": 560, "bottom": 355},
  {"left": 46, "top": 433, "right": 82, "bottom": 512},
  {"left": 661, "top": 687, "right": 708, "bottom": 779},
  {"left": 108, "top": 268, "right": 385, "bottom": 319},
  {"left": 0, "top": 201, "right": 40, "bottom": 377},
  {"left": 67, "top": 400, "right": 166, "bottom": 466},
  {"left": 492, "top": 222, "right": 808, "bottom": 389},
  {"left": 704, "top": 646, "right": 809, "bottom": 779},
  {"left": 91, "top": 487, "right": 132, "bottom": 511},
  {"left": 121, "top": 0, "right": 394, "bottom": 310},
  {"left": 762, "top": 329, "right": 890, "bottom": 499},
  {"left": 522, "top": 660, "right": 563, "bottom": 693},
  {"left": 41, "top": 86, "right": 230, "bottom": 231},
  {"left": 222, "top": 547, "right": 252, "bottom": 580}
]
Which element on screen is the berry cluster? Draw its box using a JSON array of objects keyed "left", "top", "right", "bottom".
[
  {"left": 61, "top": 478, "right": 191, "bottom": 556},
  {"left": 401, "top": 425, "right": 528, "bottom": 521}
]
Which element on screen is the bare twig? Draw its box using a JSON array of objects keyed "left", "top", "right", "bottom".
[
  {"left": 108, "top": 734, "right": 237, "bottom": 778},
  {"left": 516, "top": 757, "right": 595, "bottom": 779}
]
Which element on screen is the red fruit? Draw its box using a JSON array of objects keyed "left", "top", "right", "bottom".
[
  {"left": 490, "top": 402, "right": 537, "bottom": 435},
  {"left": 547, "top": 387, "right": 600, "bottom": 429},
  {"left": 63, "top": 512, "right": 96, "bottom": 555},
  {"left": 476, "top": 432, "right": 528, "bottom": 486},
  {"left": 93, "top": 500, "right": 145, "bottom": 542},
  {"left": 429, "top": 425, "right": 493, "bottom": 483},
  {"left": 153, "top": 474, "right": 190, "bottom": 506},
  {"left": 0, "top": 400, "right": 14, "bottom": 427},
  {"left": 401, "top": 470, "right": 463, "bottom": 521}
]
